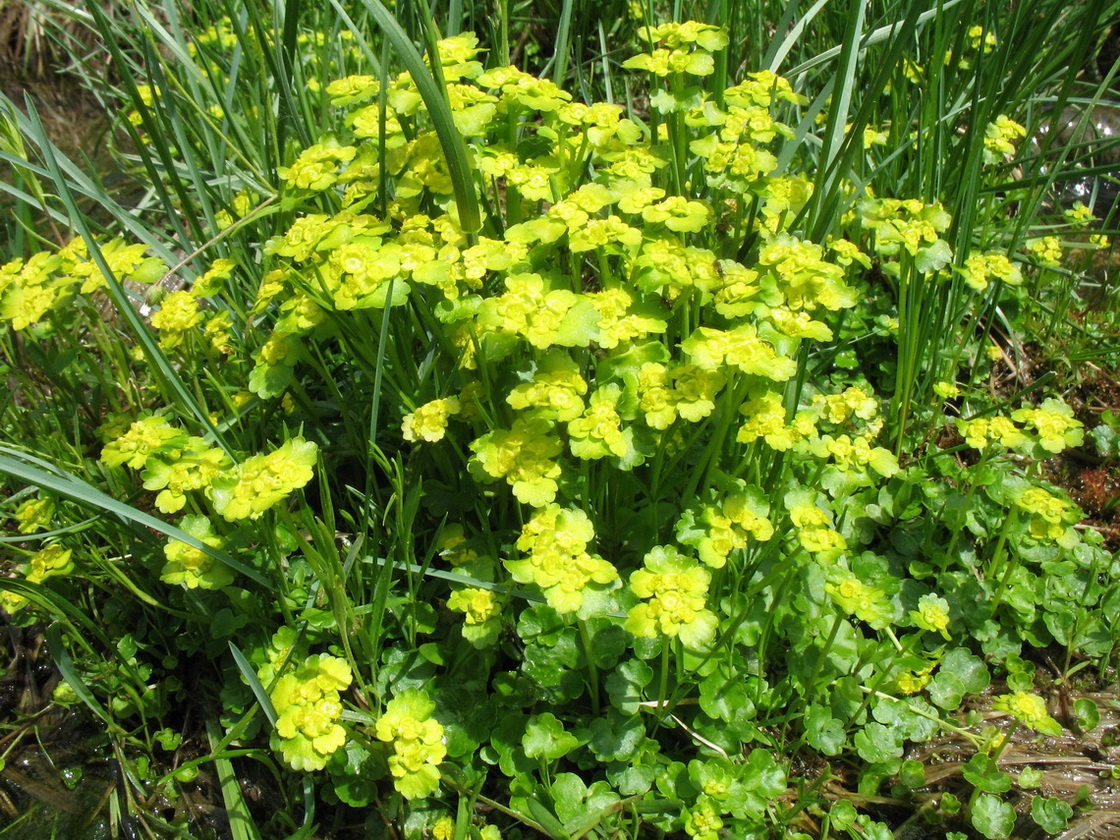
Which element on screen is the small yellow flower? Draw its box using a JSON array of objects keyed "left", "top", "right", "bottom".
[
  {"left": 402, "top": 398, "right": 461, "bottom": 443},
  {"left": 626, "top": 545, "right": 718, "bottom": 648},
  {"left": 897, "top": 671, "right": 932, "bottom": 695},
  {"left": 14, "top": 497, "right": 54, "bottom": 534},
  {"left": 992, "top": 692, "right": 1062, "bottom": 736},
  {"left": 910, "top": 593, "right": 951, "bottom": 639},
  {"left": 374, "top": 689, "right": 446, "bottom": 799},
  {"left": 101, "top": 416, "right": 189, "bottom": 470},
  {"left": 1012, "top": 398, "right": 1083, "bottom": 453},
  {"left": 210, "top": 437, "right": 318, "bottom": 521}
]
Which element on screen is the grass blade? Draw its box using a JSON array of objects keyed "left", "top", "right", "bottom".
[
  {"left": 206, "top": 718, "right": 264, "bottom": 840},
  {"left": 229, "top": 641, "right": 278, "bottom": 727}
]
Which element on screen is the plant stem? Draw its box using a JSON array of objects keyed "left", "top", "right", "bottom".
[{"left": 578, "top": 619, "right": 601, "bottom": 716}]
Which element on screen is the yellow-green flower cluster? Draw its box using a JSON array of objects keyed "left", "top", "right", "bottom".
[
  {"left": 1025, "top": 235, "right": 1062, "bottom": 267},
  {"left": 478, "top": 273, "right": 599, "bottom": 349},
  {"left": 958, "top": 252, "right": 1022, "bottom": 291},
  {"left": 101, "top": 415, "right": 191, "bottom": 470},
  {"left": 278, "top": 139, "right": 358, "bottom": 191},
  {"left": 507, "top": 505, "right": 618, "bottom": 614},
  {"left": 813, "top": 386, "right": 881, "bottom": 429},
  {"left": 0, "top": 544, "right": 74, "bottom": 613},
  {"left": 142, "top": 436, "right": 231, "bottom": 513},
  {"left": 638, "top": 363, "right": 725, "bottom": 429},
  {"left": 983, "top": 115, "right": 1026, "bottom": 163},
  {"left": 1013, "top": 485, "right": 1081, "bottom": 543},
  {"left": 1011, "top": 398, "right": 1083, "bottom": 453},
  {"left": 402, "top": 398, "right": 461, "bottom": 443},
  {"left": 31, "top": 546, "right": 72, "bottom": 579},
  {"left": 681, "top": 325, "right": 797, "bottom": 380},
  {"left": 271, "top": 653, "right": 353, "bottom": 771},
  {"left": 447, "top": 587, "right": 503, "bottom": 646},
  {"left": 469, "top": 418, "right": 564, "bottom": 507},
  {"left": 622, "top": 22, "right": 729, "bottom": 77},
  {"left": 507, "top": 354, "right": 588, "bottom": 422},
  {"left": 14, "top": 496, "right": 54, "bottom": 534},
  {"left": 909, "top": 593, "right": 952, "bottom": 640},
  {"left": 808, "top": 433, "right": 899, "bottom": 478},
  {"left": 210, "top": 437, "right": 318, "bottom": 521},
  {"left": 956, "top": 415, "right": 1028, "bottom": 450},
  {"left": 437, "top": 524, "right": 479, "bottom": 567},
  {"left": 736, "top": 390, "right": 816, "bottom": 451},
  {"left": 625, "top": 545, "right": 718, "bottom": 648},
  {"left": 754, "top": 235, "right": 856, "bottom": 312},
  {"left": 162, "top": 515, "right": 234, "bottom": 589},
  {"left": 150, "top": 290, "right": 203, "bottom": 349},
  {"left": 991, "top": 692, "right": 1062, "bottom": 736},
  {"left": 375, "top": 689, "right": 447, "bottom": 799},
  {"left": 859, "top": 198, "right": 953, "bottom": 268},
  {"left": 825, "top": 570, "right": 893, "bottom": 629},
  {"left": 787, "top": 489, "right": 847, "bottom": 563},
  {"left": 238, "top": 44, "right": 880, "bottom": 521},
  {"left": 0, "top": 240, "right": 166, "bottom": 332},
  {"left": 680, "top": 493, "right": 774, "bottom": 569},
  {"left": 968, "top": 24, "right": 998, "bottom": 53},
  {"left": 568, "top": 384, "right": 634, "bottom": 460},
  {"left": 101, "top": 418, "right": 315, "bottom": 524},
  {"left": 896, "top": 663, "right": 936, "bottom": 695},
  {"left": 684, "top": 796, "right": 724, "bottom": 840}
]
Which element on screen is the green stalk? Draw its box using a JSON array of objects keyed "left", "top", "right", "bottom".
[{"left": 578, "top": 620, "right": 602, "bottom": 715}]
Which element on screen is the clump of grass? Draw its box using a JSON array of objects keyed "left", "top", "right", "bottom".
[{"left": 1, "top": 1, "right": 1118, "bottom": 838}]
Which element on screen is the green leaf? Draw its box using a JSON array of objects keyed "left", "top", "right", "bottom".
[
  {"left": 1073, "top": 698, "right": 1101, "bottom": 732},
  {"left": 742, "top": 749, "right": 786, "bottom": 798},
  {"left": 526, "top": 797, "right": 569, "bottom": 840},
  {"left": 962, "top": 754, "right": 1013, "bottom": 794},
  {"left": 1088, "top": 423, "right": 1120, "bottom": 458},
  {"left": 490, "top": 714, "right": 534, "bottom": 780},
  {"left": 872, "top": 695, "right": 940, "bottom": 742},
  {"left": 611, "top": 764, "right": 655, "bottom": 796},
  {"left": 207, "top": 720, "right": 263, "bottom": 840},
  {"left": 44, "top": 625, "right": 115, "bottom": 731},
  {"left": 551, "top": 773, "right": 588, "bottom": 825},
  {"left": 830, "top": 800, "right": 858, "bottom": 830},
  {"left": 248, "top": 359, "right": 295, "bottom": 399},
  {"left": 699, "top": 670, "right": 757, "bottom": 723},
  {"left": 585, "top": 713, "right": 645, "bottom": 763},
  {"left": 927, "top": 648, "right": 990, "bottom": 710},
  {"left": 854, "top": 723, "right": 904, "bottom": 764},
  {"left": 586, "top": 623, "right": 627, "bottom": 670},
  {"left": 971, "top": 794, "right": 1016, "bottom": 839},
  {"left": 606, "top": 659, "right": 653, "bottom": 714},
  {"left": 329, "top": 741, "right": 382, "bottom": 807},
  {"left": 1031, "top": 795, "right": 1073, "bottom": 833},
  {"left": 804, "top": 705, "right": 845, "bottom": 755},
  {"left": 229, "top": 642, "right": 278, "bottom": 727},
  {"left": 523, "top": 713, "right": 579, "bottom": 762},
  {"left": 899, "top": 759, "right": 926, "bottom": 789}
]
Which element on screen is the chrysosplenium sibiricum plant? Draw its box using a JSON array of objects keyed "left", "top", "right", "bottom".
[{"left": 2, "top": 15, "right": 1116, "bottom": 839}]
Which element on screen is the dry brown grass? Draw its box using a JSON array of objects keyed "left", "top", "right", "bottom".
[{"left": 0, "top": 0, "right": 111, "bottom": 78}]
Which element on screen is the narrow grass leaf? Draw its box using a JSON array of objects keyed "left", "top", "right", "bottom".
[
  {"left": 206, "top": 719, "right": 264, "bottom": 840},
  {"left": 229, "top": 641, "right": 279, "bottom": 727}
]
